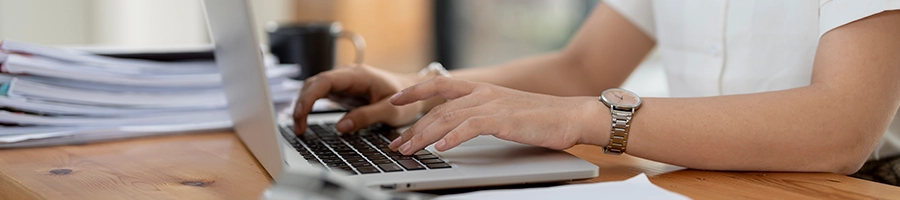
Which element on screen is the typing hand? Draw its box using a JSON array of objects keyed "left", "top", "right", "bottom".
[
  {"left": 387, "top": 76, "right": 604, "bottom": 155},
  {"left": 292, "top": 65, "right": 423, "bottom": 135}
]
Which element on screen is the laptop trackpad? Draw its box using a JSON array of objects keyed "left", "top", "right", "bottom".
[{"left": 434, "top": 136, "right": 567, "bottom": 170}]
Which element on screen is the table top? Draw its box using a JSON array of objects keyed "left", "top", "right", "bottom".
[{"left": 0, "top": 132, "right": 897, "bottom": 199}]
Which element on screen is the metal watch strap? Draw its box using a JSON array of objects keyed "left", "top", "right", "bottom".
[{"left": 604, "top": 107, "right": 634, "bottom": 155}]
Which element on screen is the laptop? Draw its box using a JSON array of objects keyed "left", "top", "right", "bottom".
[{"left": 201, "top": 0, "right": 598, "bottom": 191}]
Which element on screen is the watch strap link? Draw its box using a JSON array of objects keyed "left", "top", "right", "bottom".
[{"left": 604, "top": 107, "right": 633, "bottom": 155}]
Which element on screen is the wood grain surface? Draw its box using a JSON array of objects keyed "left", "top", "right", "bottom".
[{"left": 0, "top": 132, "right": 897, "bottom": 199}]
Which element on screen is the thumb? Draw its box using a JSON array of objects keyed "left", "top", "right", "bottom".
[{"left": 335, "top": 98, "right": 397, "bottom": 133}]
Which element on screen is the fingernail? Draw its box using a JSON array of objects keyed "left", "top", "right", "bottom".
[
  {"left": 389, "top": 136, "right": 404, "bottom": 149},
  {"left": 435, "top": 139, "right": 447, "bottom": 150},
  {"left": 389, "top": 91, "right": 403, "bottom": 103},
  {"left": 336, "top": 119, "right": 354, "bottom": 132},
  {"left": 399, "top": 141, "right": 411, "bottom": 154}
]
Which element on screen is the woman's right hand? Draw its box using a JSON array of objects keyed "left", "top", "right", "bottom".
[{"left": 292, "top": 65, "right": 424, "bottom": 134}]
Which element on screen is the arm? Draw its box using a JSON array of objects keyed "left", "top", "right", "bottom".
[
  {"left": 450, "top": 3, "right": 654, "bottom": 96},
  {"left": 389, "top": 10, "right": 900, "bottom": 175},
  {"left": 413, "top": 3, "right": 654, "bottom": 111},
  {"left": 294, "top": 3, "right": 653, "bottom": 133},
  {"left": 582, "top": 10, "right": 900, "bottom": 174}
]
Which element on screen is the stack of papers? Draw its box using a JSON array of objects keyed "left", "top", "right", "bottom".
[{"left": 0, "top": 40, "right": 302, "bottom": 147}]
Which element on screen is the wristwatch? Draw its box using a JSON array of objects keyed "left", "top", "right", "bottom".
[{"left": 599, "top": 88, "right": 642, "bottom": 155}]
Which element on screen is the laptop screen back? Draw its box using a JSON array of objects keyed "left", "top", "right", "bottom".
[{"left": 202, "top": 0, "right": 286, "bottom": 179}]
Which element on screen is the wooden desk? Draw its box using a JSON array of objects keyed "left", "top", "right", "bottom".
[{"left": 0, "top": 132, "right": 898, "bottom": 199}]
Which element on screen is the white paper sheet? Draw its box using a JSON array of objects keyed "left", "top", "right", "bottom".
[
  {"left": 0, "top": 96, "right": 214, "bottom": 117},
  {"left": 436, "top": 173, "right": 691, "bottom": 200},
  {"left": 2, "top": 54, "right": 298, "bottom": 87},
  {"left": 1, "top": 40, "right": 281, "bottom": 74},
  {"left": 0, "top": 109, "right": 231, "bottom": 126},
  {"left": 0, "top": 120, "right": 231, "bottom": 146},
  {"left": 5, "top": 78, "right": 302, "bottom": 109},
  {"left": 0, "top": 126, "right": 113, "bottom": 136},
  {"left": 1, "top": 40, "right": 217, "bottom": 72}
]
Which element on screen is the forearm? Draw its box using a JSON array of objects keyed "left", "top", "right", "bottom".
[
  {"left": 581, "top": 84, "right": 897, "bottom": 174},
  {"left": 451, "top": 52, "right": 613, "bottom": 96},
  {"left": 417, "top": 55, "right": 596, "bottom": 113},
  {"left": 451, "top": 3, "right": 655, "bottom": 96}
]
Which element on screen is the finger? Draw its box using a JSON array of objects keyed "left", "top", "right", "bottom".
[
  {"left": 434, "top": 116, "right": 497, "bottom": 152},
  {"left": 292, "top": 69, "right": 370, "bottom": 134},
  {"left": 293, "top": 80, "right": 325, "bottom": 134},
  {"left": 389, "top": 76, "right": 476, "bottom": 106},
  {"left": 388, "top": 95, "right": 485, "bottom": 150},
  {"left": 397, "top": 106, "right": 484, "bottom": 155},
  {"left": 334, "top": 98, "right": 397, "bottom": 133},
  {"left": 291, "top": 76, "right": 319, "bottom": 133}
]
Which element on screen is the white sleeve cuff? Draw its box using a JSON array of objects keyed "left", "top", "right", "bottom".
[
  {"left": 819, "top": 0, "right": 900, "bottom": 38},
  {"left": 605, "top": 0, "right": 656, "bottom": 40}
]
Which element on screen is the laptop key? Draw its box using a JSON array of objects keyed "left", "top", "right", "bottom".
[
  {"left": 414, "top": 155, "right": 438, "bottom": 160},
  {"left": 378, "top": 163, "right": 404, "bottom": 172},
  {"left": 322, "top": 159, "right": 344, "bottom": 164},
  {"left": 425, "top": 163, "right": 452, "bottom": 169},
  {"left": 350, "top": 142, "right": 369, "bottom": 148},
  {"left": 350, "top": 162, "right": 373, "bottom": 167},
  {"left": 335, "top": 166, "right": 357, "bottom": 174},
  {"left": 344, "top": 154, "right": 364, "bottom": 159},
  {"left": 368, "top": 154, "right": 388, "bottom": 160},
  {"left": 357, "top": 166, "right": 380, "bottom": 174},
  {"left": 419, "top": 159, "right": 445, "bottom": 164},
  {"left": 298, "top": 148, "right": 313, "bottom": 154},
  {"left": 371, "top": 159, "right": 393, "bottom": 164},
  {"left": 326, "top": 163, "right": 348, "bottom": 168},
  {"left": 392, "top": 155, "right": 415, "bottom": 160},
  {"left": 345, "top": 158, "right": 368, "bottom": 164},
  {"left": 333, "top": 144, "right": 350, "bottom": 150},
  {"left": 397, "top": 160, "right": 425, "bottom": 170},
  {"left": 358, "top": 149, "right": 379, "bottom": 154},
  {"left": 413, "top": 150, "right": 432, "bottom": 156}
]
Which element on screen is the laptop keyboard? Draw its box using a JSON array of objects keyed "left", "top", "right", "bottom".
[{"left": 280, "top": 123, "right": 452, "bottom": 175}]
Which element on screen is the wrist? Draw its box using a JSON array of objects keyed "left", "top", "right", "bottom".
[
  {"left": 403, "top": 63, "right": 451, "bottom": 114},
  {"left": 577, "top": 96, "right": 611, "bottom": 147}
]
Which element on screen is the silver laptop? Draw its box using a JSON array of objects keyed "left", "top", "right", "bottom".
[{"left": 202, "top": 0, "right": 598, "bottom": 191}]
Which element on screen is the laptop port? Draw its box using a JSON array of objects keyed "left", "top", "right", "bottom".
[{"left": 379, "top": 184, "right": 396, "bottom": 190}]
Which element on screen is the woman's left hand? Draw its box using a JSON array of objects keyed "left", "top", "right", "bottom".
[{"left": 387, "top": 76, "right": 609, "bottom": 155}]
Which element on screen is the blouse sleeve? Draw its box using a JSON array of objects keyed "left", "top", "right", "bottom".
[
  {"left": 605, "top": 0, "right": 656, "bottom": 40},
  {"left": 819, "top": 0, "right": 900, "bottom": 38}
]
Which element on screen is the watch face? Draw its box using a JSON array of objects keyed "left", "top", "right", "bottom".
[{"left": 601, "top": 88, "right": 641, "bottom": 108}]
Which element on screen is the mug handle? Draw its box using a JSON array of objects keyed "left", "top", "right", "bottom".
[{"left": 338, "top": 31, "right": 366, "bottom": 65}]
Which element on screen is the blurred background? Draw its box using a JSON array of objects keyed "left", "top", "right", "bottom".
[{"left": 0, "top": 0, "right": 666, "bottom": 96}]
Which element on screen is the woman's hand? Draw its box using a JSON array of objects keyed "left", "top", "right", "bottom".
[
  {"left": 387, "top": 76, "right": 609, "bottom": 155},
  {"left": 292, "top": 65, "right": 423, "bottom": 134}
]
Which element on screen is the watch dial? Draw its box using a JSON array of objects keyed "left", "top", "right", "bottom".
[{"left": 602, "top": 89, "right": 641, "bottom": 108}]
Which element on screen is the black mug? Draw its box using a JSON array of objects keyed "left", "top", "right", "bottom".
[{"left": 268, "top": 22, "right": 365, "bottom": 80}]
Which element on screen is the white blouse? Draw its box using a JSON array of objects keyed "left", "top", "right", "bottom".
[{"left": 605, "top": 0, "right": 900, "bottom": 160}]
